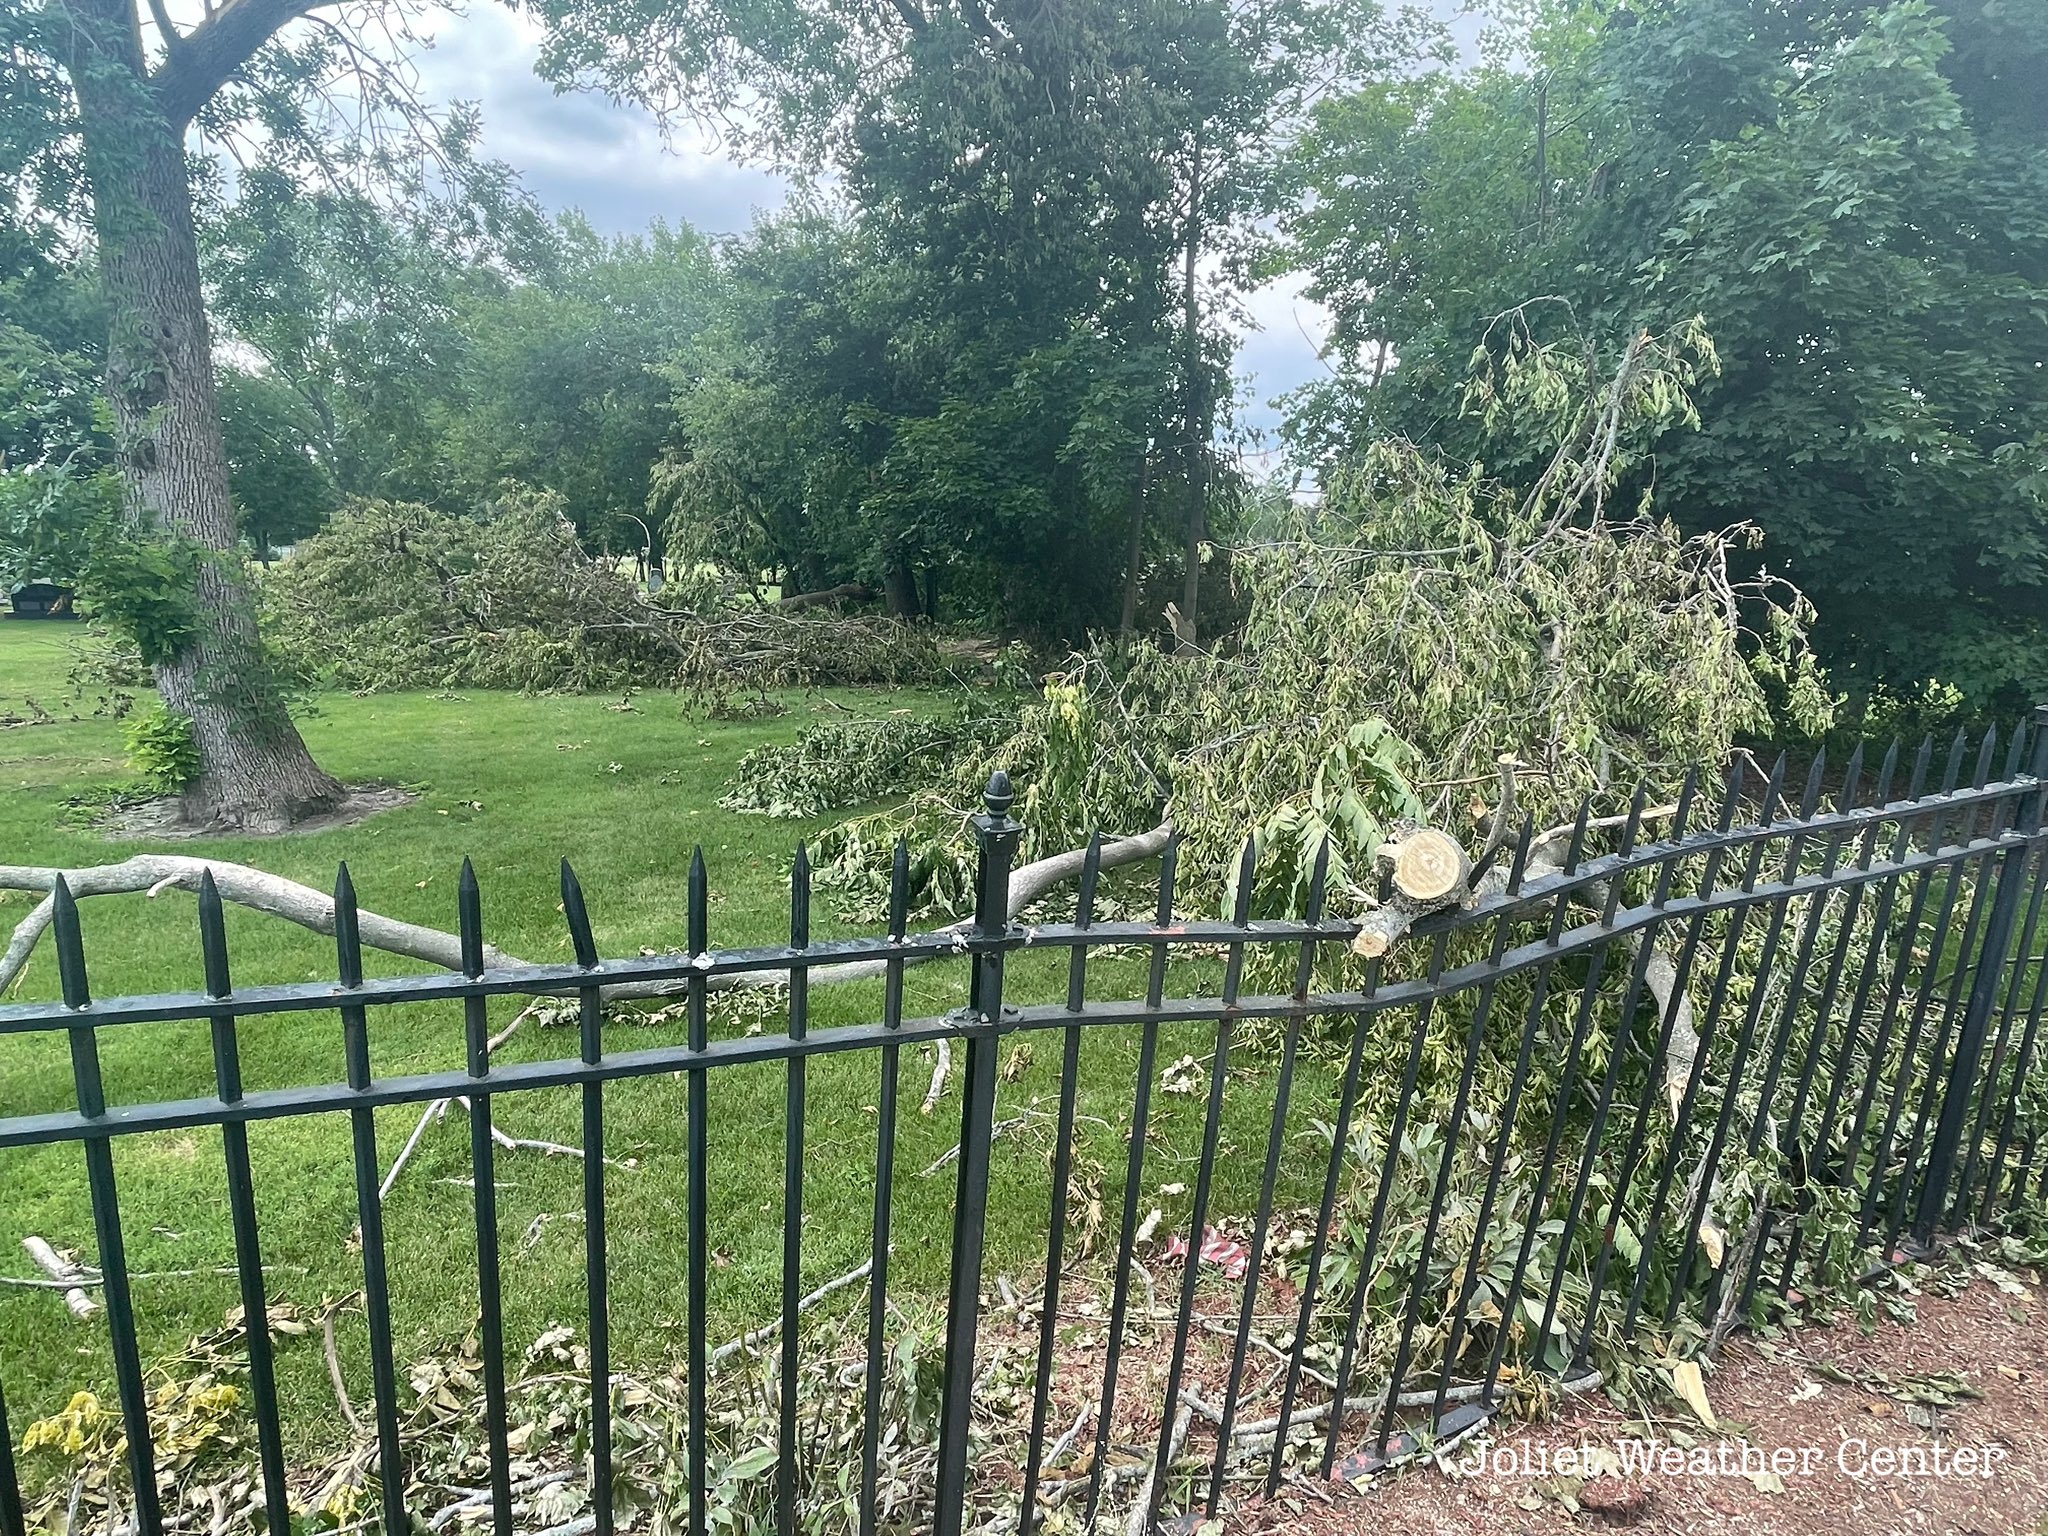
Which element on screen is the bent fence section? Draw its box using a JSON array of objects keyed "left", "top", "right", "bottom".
[{"left": 4, "top": 722, "right": 2048, "bottom": 1535}]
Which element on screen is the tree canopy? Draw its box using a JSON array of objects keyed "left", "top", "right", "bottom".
[{"left": 1288, "top": 0, "right": 2048, "bottom": 716}]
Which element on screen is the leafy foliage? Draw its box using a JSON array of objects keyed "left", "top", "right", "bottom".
[
  {"left": 807, "top": 325, "right": 1831, "bottom": 918},
  {"left": 1288, "top": 0, "right": 2048, "bottom": 714},
  {"left": 721, "top": 700, "right": 1013, "bottom": 820},
  {"left": 121, "top": 704, "right": 201, "bottom": 791},
  {"left": 264, "top": 490, "right": 950, "bottom": 697}
]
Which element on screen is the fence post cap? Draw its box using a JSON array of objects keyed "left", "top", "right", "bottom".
[{"left": 983, "top": 769, "right": 1015, "bottom": 819}]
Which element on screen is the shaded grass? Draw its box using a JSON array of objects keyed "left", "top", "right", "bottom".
[{"left": 0, "top": 625, "right": 1344, "bottom": 1461}]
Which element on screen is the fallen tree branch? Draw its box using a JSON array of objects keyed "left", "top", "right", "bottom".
[
  {"left": 708, "top": 1258, "right": 874, "bottom": 1370},
  {"left": 1, "top": 822, "right": 1174, "bottom": 1007},
  {"left": 322, "top": 1301, "right": 364, "bottom": 1435},
  {"left": 22, "top": 1236, "right": 95, "bottom": 1320},
  {"left": 1, "top": 857, "right": 514, "bottom": 995},
  {"left": 922, "top": 1038, "right": 952, "bottom": 1116}
]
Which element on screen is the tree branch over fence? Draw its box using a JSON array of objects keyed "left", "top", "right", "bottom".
[{"left": 0, "top": 824, "right": 1174, "bottom": 1003}]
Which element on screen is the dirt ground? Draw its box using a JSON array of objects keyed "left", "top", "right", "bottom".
[{"left": 1232, "top": 1271, "right": 2048, "bottom": 1536}]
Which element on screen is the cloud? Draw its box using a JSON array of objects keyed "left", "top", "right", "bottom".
[{"left": 411, "top": 7, "right": 791, "bottom": 237}]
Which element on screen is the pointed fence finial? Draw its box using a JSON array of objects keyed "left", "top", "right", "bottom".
[{"left": 984, "top": 769, "right": 1014, "bottom": 820}]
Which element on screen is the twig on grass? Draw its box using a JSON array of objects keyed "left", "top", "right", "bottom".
[{"left": 322, "top": 1301, "right": 364, "bottom": 1435}]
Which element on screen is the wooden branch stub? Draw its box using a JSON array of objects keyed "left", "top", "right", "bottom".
[{"left": 1382, "top": 828, "right": 1470, "bottom": 903}]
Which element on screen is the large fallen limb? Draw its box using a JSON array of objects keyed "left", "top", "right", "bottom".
[
  {"left": 1, "top": 856, "right": 515, "bottom": 995},
  {"left": 0, "top": 822, "right": 1173, "bottom": 1006}
]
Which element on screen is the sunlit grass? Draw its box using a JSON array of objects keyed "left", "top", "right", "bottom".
[{"left": 0, "top": 623, "right": 1340, "bottom": 1458}]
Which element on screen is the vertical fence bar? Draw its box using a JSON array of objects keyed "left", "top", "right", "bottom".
[
  {"left": 1265, "top": 951, "right": 1379, "bottom": 1494},
  {"left": 1957, "top": 838, "right": 2048, "bottom": 1223},
  {"left": 1146, "top": 840, "right": 1256, "bottom": 1525},
  {"left": 1323, "top": 936, "right": 1452, "bottom": 1476},
  {"left": 1019, "top": 837, "right": 1099, "bottom": 1536},
  {"left": 335, "top": 867, "right": 408, "bottom": 1534},
  {"left": 1884, "top": 747, "right": 2008, "bottom": 1246},
  {"left": 50, "top": 880, "right": 162, "bottom": 1536},
  {"left": 686, "top": 850, "right": 710, "bottom": 1535},
  {"left": 933, "top": 773, "right": 1021, "bottom": 1536},
  {"left": 777, "top": 846, "right": 811, "bottom": 1536},
  {"left": 1209, "top": 843, "right": 1327, "bottom": 1512},
  {"left": 0, "top": 1372, "right": 21, "bottom": 1536},
  {"left": 197, "top": 875, "right": 291, "bottom": 1535},
  {"left": 1566, "top": 781, "right": 1706, "bottom": 1358},
  {"left": 1085, "top": 835, "right": 1177, "bottom": 1527},
  {"left": 1771, "top": 743, "right": 1890, "bottom": 1297},
  {"left": 1983, "top": 858, "right": 2048, "bottom": 1220},
  {"left": 1619, "top": 766, "right": 1754, "bottom": 1339},
  {"left": 861, "top": 841, "right": 911, "bottom": 1536},
  {"left": 1859, "top": 833, "right": 1985, "bottom": 1247},
  {"left": 1914, "top": 720, "right": 2048, "bottom": 1241},
  {"left": 459, "top": 862, "right": 514, "bottom": 1536},
  {"left": 561, "top": 861, "right": 613, "bottom": 1536}
]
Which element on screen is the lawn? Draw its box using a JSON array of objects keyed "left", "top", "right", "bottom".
[{"left": 0, "top": 622, "right": 1345, "bottom": 1465}]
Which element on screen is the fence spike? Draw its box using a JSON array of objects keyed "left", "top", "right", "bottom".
[
  {"left": 51, "top": 876, "right": 90, "bottom": 1010},
  {"left": 458, "top": 858, "right": 485, "bottom": 980},
  {"left": 1799, "top": 748, "right": 1827, "bottom": 818},
  {"left": 561, "top": 860, "right": 599, "bottom": 970},
  {"left": 1974, "top": 726, "right": 1999, "bottom": 789},
  {"left": 333, "top": 864, "right": 363, "bottom": 988},
  {"left": 1837, "top": 742, "right": 1864, "bottom": 811},
  {"left": 1716, "top": 759, "right": 1746, "bottom": 830},
  {"left": 1873, "top": 738, "right": 1899, "bottom": 804},
  {"left": 197, "top": 870, "right": 231, "bottom": 1002},
  {"left": 1940, "top": 727, "right": 1969, "bottom": 792},
  {"left": 889, "top": 838, "right": 911, "bottom": 941},
  {"left": 2003, "top": 719, "right": 2027, "bottom": 782},
  {"left": 1505, "top": 812, "right": 1535, "bottom": 895},
  {"left": 1561, "top": 802, "right": 1592, "bottom": 874},
  {"left": 1231, "top": 837, "right": 1257, "bottom": 926},
  {"left": 792, "top": 843, "right": 811, "bottom": 949},
  {"left": 1907, "top": 735, "right": 1934, "bottom": 798},
  {"left": 688, "top": 848, "right": 708, "bottom": 961},
  {"left": 1077, "top": 833, "right": 1103, "bottom": 927},
  {"left": 1619, "top": 782, "right": 1649, "bottom": 856},
  {"left": 1762, "top": 751, "right": 1788, "bottom": 819},
  {"left": 1670, "top": 765, "right": 1701, "bottom": 839}
]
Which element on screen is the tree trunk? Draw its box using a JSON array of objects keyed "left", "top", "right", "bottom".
[
  {"left": 1179, "top": 133, "right": 1208, "bottom": 647},
  {"left": 1119, "top": 449, "right": 1149, "bottom": 637},
  {"left": 66, "top": 0, "right": 342, "bottom": 832},
  {"left": 881, "top": 555, "right": 920, "bottom": 618}
]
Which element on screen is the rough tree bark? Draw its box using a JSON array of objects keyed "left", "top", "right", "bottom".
[
  {"left": 61, "top": 0, "right": 343, "bottom": 832},
  {"left": 1118, "top": 450, "right": 1149, "bottom": 637}
]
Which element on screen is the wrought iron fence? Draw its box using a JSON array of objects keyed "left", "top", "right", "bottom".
[{"left": 3, "top": 719, "right": 2048, "bottom": 1536}]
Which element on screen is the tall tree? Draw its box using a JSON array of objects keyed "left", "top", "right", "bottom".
[
  {"left": 1288, "top": 0, "right": 2048, "bottom": 713},
  {"left": 7, "top": 0, "right": 354, "bottom": 826}
]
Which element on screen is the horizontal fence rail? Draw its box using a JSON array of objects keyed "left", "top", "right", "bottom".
[{"left": 4, "top": 725, "right": 2048, "bottom": 1535}]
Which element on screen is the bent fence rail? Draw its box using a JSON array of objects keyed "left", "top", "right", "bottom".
[{"left": 4, "top": 721, "right": 2048, "bottom": 1535}]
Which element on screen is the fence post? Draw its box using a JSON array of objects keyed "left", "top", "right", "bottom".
[
  {"left": 932, "top": 771, "right": 1022, "bottom": 1536},
  {"left": 1915, "top": 710, "right": 2048, "bottom": 1244}
]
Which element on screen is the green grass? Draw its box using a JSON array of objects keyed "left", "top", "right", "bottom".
[{"left": 0, "top": 622, "right": 1343, "bottom": 1463}]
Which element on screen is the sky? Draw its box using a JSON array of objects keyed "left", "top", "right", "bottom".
[{"left": 403, "top": 4, "right": 1484, "bottom": 462}]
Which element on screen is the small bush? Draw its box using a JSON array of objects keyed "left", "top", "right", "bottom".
[{"left": 122, "top": 706, "right": 201, "bottom": 791}]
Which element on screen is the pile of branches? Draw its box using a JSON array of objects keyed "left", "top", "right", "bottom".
[
  {"left": 262, "top": 490, "right": 948, "bottom": 697},
  {"left": 720, "top": 698, "right": 1014, "bottom": 819}
]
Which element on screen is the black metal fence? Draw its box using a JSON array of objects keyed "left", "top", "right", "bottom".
[{"left": 4, "top": 721, "right": 2048, "bottom": 1536}]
